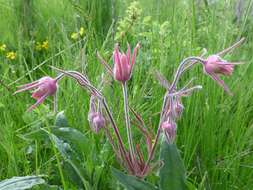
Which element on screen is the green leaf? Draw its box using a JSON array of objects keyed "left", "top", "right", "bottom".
[
  {"left": 0, "top": 176, "right": 45, "bottom": 190},
  {"left": 111, "top": 168, "right": 158, "bottom": 190},
  {"left": 51, "top": 127, "right": 89, "bottom": 155},
  {"left": 19, "top": 128, "right": 48, "bottom": 141},
  {"left": 48, "top": 132, "right": 91, "bottom": 189},
  {"left": 21, "top": 127, "right": 89, "bottom": 156},
  {"left": 55, "top": 111, "right": 68, "bottom": 128},
  {"left": 159, "top": 140, "right": 187, "bottom": 190}
]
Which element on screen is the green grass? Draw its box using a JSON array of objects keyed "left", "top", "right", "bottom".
[{"left": 0, "top": 0, "right": 253, "bottom": 189}]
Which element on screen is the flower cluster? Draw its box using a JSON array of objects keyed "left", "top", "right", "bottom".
[
  {"left": 14, "top": 38, "right": 245, "bottom": 178},
  {"left": 35, "top": 40, "right": 49, "bottom": 51},
  {"left": 6, "top": 51, "right": 16, "bottom": 60},
  {"left": 0, "top": 43, "right": 16, "bottom": 60}
]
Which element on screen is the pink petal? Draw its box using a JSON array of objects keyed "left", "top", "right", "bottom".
[
  {"left": 27, "top": 92, "right": 50, "bottom": 112},
  {"left": 131, "top": 42, "right": 140, "bottom": 66},
  {"left": 217, "top": 61, "right": 245, "bottom": 65},
  {"left": 114, "top": 44, "right": 123, "bottom": 78},
  {"left": 14, "top": 82, "right": 40, "bottom": 95},
  {"left": 32, "top": 89, "right": 46, "bottom": 100},
  {"left": 16, "top": 80, "right": 39, "bottom": 89}
]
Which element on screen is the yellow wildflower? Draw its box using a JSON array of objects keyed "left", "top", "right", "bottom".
[
  {"left": 0, "top": 44, "right": 6, "bottom": 52},
  {"left": 41, "top": 40, "right": 49, "bottom": 50},
  {"left": 35, "top": 42, "right": 42, "bottom": 51},
  {"left": 79, "top": 27, "right": 85, "bottom": 36},
  {"left": 71, "top": 32, "right": 79, "bottom": 40},
  {"left": 6, "top": 51, "right": 16, "bottom": 60}
]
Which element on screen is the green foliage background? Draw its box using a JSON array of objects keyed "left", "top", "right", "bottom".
[{"left": 0, "top": 0, "right": 253, "bottom": 189}]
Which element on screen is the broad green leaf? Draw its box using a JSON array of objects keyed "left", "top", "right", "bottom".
[
  {"left": 112, "top": 168, "right": 158, "bottom": 190},
  {"left": 159, "top": 140, "right": 187, "bottom": 190},
  {"left": 21, "top": 127, "right": 89, "bottom": 155},
  {"left": 19, "top": 128, "right": 48, "bottom": 141},
  {"left": 55, "top": 111, "right": 68, "bottom": 128},
  {"left": 51, "top": 127, "right": 89, "bottom": 155},
  {"left": 48, "top": 132, "right": 91, "bottom": 189},
  {"left": 0, "top": 176, "right": 45, "bottom": 190}
]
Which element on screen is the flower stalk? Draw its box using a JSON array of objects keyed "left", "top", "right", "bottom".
[{"left": 122, "top": 82, "right": 136, "bottom": 166}]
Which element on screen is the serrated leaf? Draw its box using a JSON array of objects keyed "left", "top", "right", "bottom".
[
  {"left": 0, "top": 176, "right": 45, "bottom": 190},
  {"left": 55, "top": 111, "right": 68, "bottom": 128},
  {"left": 112, "top": 168, "right": 158, "bottom": 190},
  {"left": 159, "top": 140, "right": 187, "bottom": 190}
]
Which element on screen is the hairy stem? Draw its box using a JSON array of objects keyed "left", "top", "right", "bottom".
[
  {"left": 122, "top": 83, "right": 136, "bottom": 165},
  {"left": 169, "top": 56, "right": 204, "bottom": 92},
  {"left": 101, "top": 98, "right": 134, "bottom": 171},
  {"left": 141, "top": 92, "right": 169, "bottom": 175}
]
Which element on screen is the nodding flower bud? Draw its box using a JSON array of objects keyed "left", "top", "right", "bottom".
[
  {"left": 113, "top": 43, "right": 140, "bottom": 83},
  {"left": 88, "top": 95, "right": 106, "bottom": 133},
  {"left": 161, "top": 121, "right": 177, "bottom": 144},
  {"left": 174, "top": 103, "right": 184, "bottom": 118},
  {"left": 173, "top": 97, "right": 184, "bottom": 118},
  {"left": 202, "top": 54, "right": 243, "bottom": 95},
  {"left": 203, "top": 55, "right": 234, "bottom": 76},
  {"left": 14, "top": 76, "right": 58, "bottom": 111},
  {"left": 88, "top": 112, "right": 105, "bottom": 133}
]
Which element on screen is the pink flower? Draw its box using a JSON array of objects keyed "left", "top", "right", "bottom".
[
  {"left": 88, "top": 112, "right": 105, "bottom": 133},
  {"left": 14, "top": 76, "right": 58, "bottom": 111},
  {"left": 203, "top": 55, "right": 242, "bottom": 95},
  {"left": 173, "top": 97, "right": 184, "bottom": 118},
  {"left": 161, "top": 121, "right": 176, "bottom": 144},
  {"left": 88, "top": 95, "right": 106, "bottom": 133},
  {"left": 113, "top": 43, "right": 140, "bottom": 83}
]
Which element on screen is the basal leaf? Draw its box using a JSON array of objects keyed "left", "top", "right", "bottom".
[
  {"left": 0, "top": 176, "right": 45, "bottom": 190},
  {"left": 159, "top": 140, "right": 187, "bottom": 190},
  {"left": 112, "top": 168, "right": 158, "bottom": 190},
  {"left": 51, "top": 127, "right": 89, "bottom": 155},
  {"left": 55, "top": 111, "right": 68, "bottom": 128},
  {"left": 48, "top": 133, "right": 91, "bottom": 188}
]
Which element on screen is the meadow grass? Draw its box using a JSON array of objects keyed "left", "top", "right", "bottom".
[{"left": 0, "top": 0, "right": 253, "bottom": 189}]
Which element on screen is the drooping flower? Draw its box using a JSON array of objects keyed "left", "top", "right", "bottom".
[
  {"left": 88, "top": 95, "right": 106, "bottom": 133},
  {"left": 88, "top": 112, "right": 105, "bottom": 133},
  {"left": 14, "top": 76, "right": 58, "bottom": 111},
  {"left": 113, "top": 43, "right": 140, "bottom": 83},
  {"left": 203, "top": 55, "right": 243, "bottom": 95},
  {"left": 173, "top": 97, "right": 184, "bottom": 118},
  {"left": 161, "top": 121, "right": 176, "bottom": 144}
]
